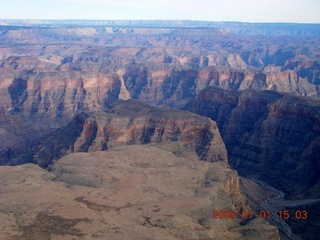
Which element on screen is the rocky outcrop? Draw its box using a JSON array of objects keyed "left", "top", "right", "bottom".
[
  {"left": 0, "top": 145, "right": 279, "bottom": 240},
  {"left": 1, "top": 70, "right": 120, "bottom": 115},
  {"left": 187, "top": 87, "right": 320, "bottom": 198},
  {"left": 130, "top": 65, "right": 319, "bottom": 107},
  {"left": 33, "top": 99, "right": 227, "bottom": 167},
  {"left": 0, "top": 68, "right": 121, "bottom": 165},
  {"left": 1, "top": 60, "right": 318, "bottom": 115}
]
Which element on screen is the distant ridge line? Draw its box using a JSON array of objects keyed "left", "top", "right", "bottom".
[{"left": 0, "top": 19, "right": 319, "bottom": 36}]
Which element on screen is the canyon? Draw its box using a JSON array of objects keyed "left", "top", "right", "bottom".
[
  {"left": 187, "top": 87, "right": 320, "bottom": 199},
  {"left": 0, "top": 20, "right": 319, "bottom": 239}
]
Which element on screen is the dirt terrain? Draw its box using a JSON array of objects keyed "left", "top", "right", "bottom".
[{"left": 0, "top": 145, "right": 279, "bottom": 240}]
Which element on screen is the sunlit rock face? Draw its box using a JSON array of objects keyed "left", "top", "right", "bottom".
[{"left": 31, "top": 99, "right": 227, "bottom": 168}]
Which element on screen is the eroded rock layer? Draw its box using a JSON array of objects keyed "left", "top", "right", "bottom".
[
  {"left": 32, "top": 99, "right": 227, "bottom": 167},
  {"left": 0, "top": 23, "right": 319, "bottom": 168},
  {"left": 0, "top": 21, "right": 319, "bottom": 239},
  {"left": 187, "top": 87, "right": 320, "bottom": 198}
]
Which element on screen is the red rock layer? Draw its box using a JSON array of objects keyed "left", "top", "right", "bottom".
[{"left": 33, "top": 99, "right": 228, "bottom": 168}]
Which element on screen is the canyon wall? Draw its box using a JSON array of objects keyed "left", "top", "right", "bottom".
[
  {"left": 0, "top": 22, "right": 318, "bottom": 239},
  {"left": 31, "top": 99, "right": 227, "bottom": 168},
  {"left": 0, "top": 24, "right": 319, "bottom": 198},
  {"left": 1, "top": 25, "right": 319, "bottom": 196},
  {"left": 187, "top": 87, "right": 320, "bottom": 198}
]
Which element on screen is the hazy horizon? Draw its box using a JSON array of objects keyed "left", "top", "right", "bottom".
[
  {"left": 2, "top": 19, "right": 320, "bottom": 25},
  {"left": 1, "top": 0, "right": 319, "bottom": 24}
]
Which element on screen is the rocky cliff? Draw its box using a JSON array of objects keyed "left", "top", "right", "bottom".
[
  {"left": 32, "top": 99, "right": 227, "bottom": 168},
  {"left": 0, "top": 24, "right": 319, "bottom": 113},
  {"left": 187, "top": 87, "right": 320, "bottom": 199},
  {"left": 1, "top": 57, "right": 318, "bottom": 114},
  {"left": 0, "top": 21, "right": 318, "bottom": 239},
  {"left": 1, "top": 23, "right": 319, "bottom": 197},
  {"left": 3, "top": 65, "right": 320, "bottom": 112},
  {"left": 0, "top": 67, "right": 122, "bottom": 165}
]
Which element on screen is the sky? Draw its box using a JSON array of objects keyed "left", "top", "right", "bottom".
[{"left": 0, "top": 0, "right": 319, "bottom": 23}]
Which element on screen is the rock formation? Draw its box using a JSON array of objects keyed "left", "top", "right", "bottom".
[
  {"left": 187, "top": 87, "right": 320, "bottom": 199},
  {"left": 0, "top": 21, "right": 319, "bottom": 239},
  {"left": 32, "top": 99, "right": 227, "bottom": 168},
  {"left": 0, "top": 23, "right": 319, "bottom": 114}
]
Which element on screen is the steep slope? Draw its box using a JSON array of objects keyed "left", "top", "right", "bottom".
[
  {"left": 187, "top": 87, "right": 320, "bottom": 199},
  {"left": 0, "top": 24, "right": 319, "bottom": 112},
  {"left": 33, "top": 99, "right": 227, "bottom": 168},
  {"left": 0, "top": 69, "right": 121, "bottom": 165},
  {"left": 0, "top": 21, "right": 318, "bottom": 239}
]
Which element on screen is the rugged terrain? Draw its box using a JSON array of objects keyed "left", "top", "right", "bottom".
[
  {"left": 0, "top": 22, "right": 319, "bottom": 167},
  {"left": 187, "top": 87, "right": 320, "bottom": 199},
  {"left": 0, "top": 20, "right": 319, "bottom": 239},
  {"left": 33, "top": 99, "right": 227, "bottom": 168}
]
